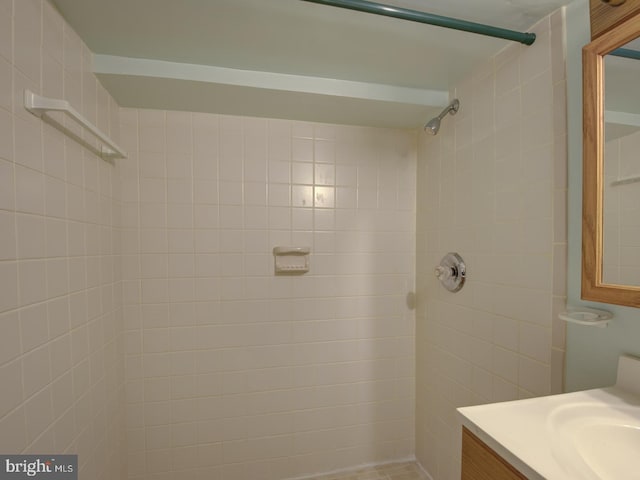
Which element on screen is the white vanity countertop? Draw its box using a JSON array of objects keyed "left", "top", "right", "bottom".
[{"left": 457, "top": 355, "right": 640, "bottom": 480}]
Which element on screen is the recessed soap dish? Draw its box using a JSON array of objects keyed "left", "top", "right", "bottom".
[
  {"left": 558, "top": 307, "right": 613, "bottom": 328},
  {"left": 273, "top": 246, "right": 310, "bottom": 274}
]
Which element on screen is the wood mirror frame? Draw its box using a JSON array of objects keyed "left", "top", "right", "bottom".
[{"left": 582, "top": 11, "right": 640, "bottom": 307}]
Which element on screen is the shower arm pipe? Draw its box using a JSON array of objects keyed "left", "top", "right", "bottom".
[
  {"left": 434, "top": 102, "right": 456, "bottom": 121},
  {"left": 301, "top": 0, "right": 536, "bottom": 46}
]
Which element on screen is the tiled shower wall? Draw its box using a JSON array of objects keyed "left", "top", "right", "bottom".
[
  {"left": 119, "top": 110, "right": 417, "bottom": 479},
  {"left": 0, "top": 0, "right": 126, "bottom": 478},
  {"left": 603, "top": 129, "right": 640, "bottom": 285},
  {"left": 415, "top": 10, "right": 568, "bottom": 480}
]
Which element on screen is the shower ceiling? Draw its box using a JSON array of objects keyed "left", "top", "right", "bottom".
[{"left": 51, "top": 0, "right": 575, "bottom": 128}]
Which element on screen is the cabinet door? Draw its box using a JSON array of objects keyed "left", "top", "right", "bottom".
[
  {"left": 461, "top": 427, "right": 527, "bottom": 480},
  {"left": 590, "top": 0, "right": 640, "bottom": 39}
]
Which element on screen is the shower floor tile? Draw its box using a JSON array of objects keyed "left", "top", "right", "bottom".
[{"left": 305, "top": 461, "right": 429, "bottom": 480}]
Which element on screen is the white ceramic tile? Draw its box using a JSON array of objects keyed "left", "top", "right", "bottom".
[
  {"left": 518, "top": 356, "right": 551, "bottom": 396},
  {"left": 42, "top": 2, "right": 64, "bottom": 64},
  {"left": 168, "top": 278, "right": 195, "bottom": 303},
  {"left": 522, "top": 144, "right": 553, "bottom": 187},
  {"left": 244, "top": 207, "right": 267, "bottom": 231},
  {"left": 64, "top": 142, "right": 84, "bottom": 188},
  {"left": 268, "top": 160, "right": 291, "bottom": 185},
  {"left": 0, "top": 159, "right": 15, "bottom": 210},
  {"left": 168, "top": 204, "right": 194, "bottom": 229},
  {"left": 516, "top": 254, "right": 552, "bottom": 292},
  {"left": 65, "top": 258, "right": 88, "bottom": 297},
  {"left": 0, "top": 405, "right": 28, "bottom": 454},
  {"left": 139, "top": 152, "right": 167, "bottom": 181},
  {"left": 144, "top": 377, "right": 172, "bottom": 402},
  {"left": 553, "top": 244, "right": 567, "bottom": 297},
  {"left": 0, "top": 107, "right": 12, "bottom": 163},
  {"left": 194, "top": 180, "right": 218, "bottom": 205},
  {"left": 495, "top": 47, "right": 519, "bottom": 94},
  {"left": 292, "top": 185, "right": 313, "bottom": 208},
  {"left": 219, "top": 138, "right": 243, "bottom": 183},
  {"left": 16, "top": 213, "right": 46, "bottom": 259},
  {"left": 315, "top": 140, "right": 335, "bottom": 164},
  {"left": 494, "top": 88, "right": 521, "bottom": 133},
  {"left": 25, "top": 385, "right": 53, "bottom": 443},
  {"left": 553, "top": 81, "right": 567, "bottom": 137},
  {"left": 492, "top": 346, "right": 518, "bottom": 385},
  {"left": 138, "top": 112, "right": 165, "bottom": 156},
  {"left": 522, "top": 218, "right": 553, "bottom": 255},
  {"left": 522, "top": 106, "right": 553, "bottom": 152},
  {"left": 267, "top": 184, "right": 289, "bottom": 208},
  {"left": 140, "top": 177, "right": 167, "bottom": 203},
  {"left": 219, "top": 181, "right": 243, "bottom": 206},
  {"left": 20, "top": 302, "right": 49, "bottom": 353},
  {"left": 0, "top": 210, "right": 16, "bottom": 260},
  {"left": 0, "top": 310, "right": 20, "bottom": 366},
  {"left": 242, "top": 184, "right": 266, "bottom": 209},
  {"left": 140, "top": 254, "right": 168, "bottom": 279},
  {"left": 193, "top": 204, "right": 219, "bottom": 229},
  {"left": 551, "top": 348, "right": 565, "bottom": 394},
  {"left": 519, "top": 29, "right": 550, "bottom": 82},
  {"left": 521, "top": 70, "right": 553, "bottom": 116},
  {"left": 50, "top": 369, "right": 73, "bottom": 416},
  {"left": 0, "top": 56, "right": 11, "bottom": 113},
  {"left": 335, "top": 165, "right": 358, "bottom": 187},
  {"left": 167, "top": 178, "right": 192, "bottom": 205},
  {"left": 166, "top": 153, "right": 192, "bottom": 182},
  {"left": 1, "top": 358, "right": 25, "bottom": 422},
  {"left": 491, "top": 376, "right": 518, "bottom": 403},
  {"left": 139, "top": 203, "right": 166, "bottom": 229},
  {"left": 22, "top": 344, "right": 51, "bottom": 398},
  {"left": 291, "top": 138, "right": 313, "bottom": 163},
  {"left": 15, "top": 165, "right": 45, "bottom": 215},
  {"left": 519, "top": 323, "right": 551, "bottom": 364},
  {"left": 70, "top": 325, "right": 89, "bottom": 366},
  {"left": 292, "top": 162, "right": 313, "bottom": 185},
  {"left": 193, "top": 153, "right": 218, "bottom": 181},
  {"left": 44, "top": 176, "right": 67, "bottom": 219},
  {"left": 47, "top": 297, "right": 69, "bottom": 340},
  {"left": 13, "top": 0, "right": 41, "bottom": 85},
  {"left": 19, "top": 259, "right": 47, "bottom": 306},
  {"left": 0, "top": 0, "right": 12, "bottom": 63},
  {"left": 62, "top": 23, "right": 83, "bottom": 80},
  {"left": 48, "top": 334, "right": 72, "bottom": 386},
  {"left": 315, "top": 163, "right": 335, "bottom": 186},
  {"left": 166, "top": 111, "right": 193, "bottom": 154},
  {"left": 193, "top": 230, "right": 216, "bottom": 253},
  {"left": 143, "top": 328, "right": 169, "bottom": 352},
  {"left": 219, "top": 205, "right": 244, "bottom": 230}
]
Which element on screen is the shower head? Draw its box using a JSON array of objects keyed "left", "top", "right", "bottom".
[{"left": 424, "top": 99, "right": 460, "bottom": 135}]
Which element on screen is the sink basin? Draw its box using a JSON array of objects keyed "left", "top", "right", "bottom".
[
  {"left": 575, "top": 424, "right": 640, "bottom": 479},
  {"left": 459, "top": 357, "right": 640, "bottom": 480},
  {"left": 549, "top": 402, "right": 640, "bottom": 480}
]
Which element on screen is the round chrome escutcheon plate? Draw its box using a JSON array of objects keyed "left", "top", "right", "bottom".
[{"left": 434, "top": 252, "right": 466, "bottom": 292}]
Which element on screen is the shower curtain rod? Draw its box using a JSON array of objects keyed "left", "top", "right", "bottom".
[
  {"left": 301, "top": 0, "right": 536, "bottom": 46},
  {"left": 610, "top": 48, "right": 640, "bottom": 60}
]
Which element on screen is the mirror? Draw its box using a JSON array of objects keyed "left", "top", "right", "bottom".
[
  {"left": 602, "top": 40, "right": 640, "bottom": 286},
  {"left": 583, "top": 11, "right": 640, "bottom": 307}
]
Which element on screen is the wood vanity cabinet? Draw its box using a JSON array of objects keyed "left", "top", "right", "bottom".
[
  {"left": 461, "top": 427, "right": 527, "bottom": 480},
  {"left": 589, "top": 0, "right": 640, "bottom": 39}
]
